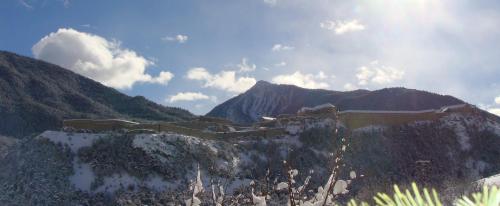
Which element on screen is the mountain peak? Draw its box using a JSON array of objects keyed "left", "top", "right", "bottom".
[
  {"left": 256, "top": 80, "right": 272, "bottom": 85},
  {"left": 207, "top": 81, "right": 465, "bottom": 124},
  {"left": 250, "top": 80, "right": 273, "bottom": 90}
]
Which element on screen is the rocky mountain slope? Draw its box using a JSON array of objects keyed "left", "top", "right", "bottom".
[
  {"left": 207, "top": 81, "right": 464, "bottom": 124},
  {"left": 0, "top": 51, "right": 194, "bottom": 138},
  {"left": 1, "top": 106, "right": 499, "bottom": 205}
]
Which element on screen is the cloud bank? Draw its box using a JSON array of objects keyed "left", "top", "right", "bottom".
[{"left": 32, "top": 28, "right": 173, "bottom": 89}]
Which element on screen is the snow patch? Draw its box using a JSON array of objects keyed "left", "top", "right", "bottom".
[
  {"left": 95, "top": 173, "right": 173, "bottom": 193},
  {"left": 479, "top": 173, "right": 500, "bottom": 187},
  {"left": 69, "top": 161, "right": 95, "bottom": 191},
  {"left": 132, "top": 134, "right": 178, "bottom": 163},
  {"left": 38, "top": 131, "right": 105, "bottom": 153},
  {"left": 441, "top": 114, "right": 472, "bottom": 151}
]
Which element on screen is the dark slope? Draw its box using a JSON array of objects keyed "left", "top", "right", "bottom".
[
  {"left": 207, "top": 80, "right": 464, "bottom": 124},
  {"left": 0, "top": 51, "right": 194, "bottom": 138}
]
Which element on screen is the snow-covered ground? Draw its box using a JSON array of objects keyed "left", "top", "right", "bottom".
[
  {"left": 477, "top": 173, "right": 500, "bottom": 187},
  {"left": 38, "top": 131, "right": 189, "bottom": 193},
  {"left": 12, "top": 108, "right": 500, "bottom": 205},
  {"left": 38, "top": 131, "right": 106, "bottom": 153},
  {"left": 36, "top": 122, "right": 333, "bottom": 195}
]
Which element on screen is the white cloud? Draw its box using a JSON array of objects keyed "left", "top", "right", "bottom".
[
  {"left": 272, "top": 71, "right": 330, "bottom": 89},
  {"left": 187, "top": 67, "right": 257, "bottom": 93},
  {"left": 187, "top": 67, "right": 212, "bottom": 80},
  {"left": 161, "top": 34, "right": 188, "bottom": 43},
  {"left": 343, "top": 83, "right": 358, "bottom": 91},
  {"left": 263, "top": 0, "right": 277, "bottom": 6},
  {"left": 272, "top": 44, "right": 294, "bottom": 52},
  {"left": 167, "top": 92, "right": 216, "bottom": 103},
  {"left": 320, "top": 19, "right": 365, "bottom": 34},
  {"left": 488, "top": 108, "right": 500, "bottom": 116},
  {"left": 315, "top": 71, "right": 327, "bottom": 79},
  {"left": 32, "top": 28, "right": 173, "bottom": 89},
  {"left": 485, "top": 96, "right": 500, "bottom": 116},
  {"left": 356, "top": 61, "right": 404, "bottom": 85},
  {"left": 237, "top": 58, "right": 256, "bottom": 72},
  {"left": 148, "top": 71, "right": 174, "bottom": 84}
]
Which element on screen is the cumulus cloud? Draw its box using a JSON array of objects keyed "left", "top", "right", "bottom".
[
  {"left": 32, "top": 28, "right": 173, "bottom": 89},
  {"left": 186, "top": 67, "right": 257, "bottom": 93},
  {"left": 147, "top": 71, "right": 174, "bottom": 84},
  {"left": 272, "top": 71, "right": 330, "bottom": 89},
  {"left": 237, "top": 58, "right": 256, "bottom": 72},
  {"left": 161, "top": 34, "right": 188, "bottom": 43},
  {"left": 320, "top": 19, "right": 365, "bottom": 34},
  {"left": 356, "top": 61, "right": 404, "bottom": 85},
  {"left": 272, "top": 44, "right": 294, "bottom": 52},
  {"left": 495, "top": 96, "right": 500, "bottom": 104},
  {"left": 167, "top": 92, "right": 216, "bottom": 103}
]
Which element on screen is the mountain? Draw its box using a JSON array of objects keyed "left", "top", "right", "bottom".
[
  {"left": 207, "top": 80, "right": 465, "bottom": 124},
  {"left": 1, "top": 105, "right": 499, "bottom": 204},
  {"left": 0, "top": 51, "right": 194, "bottom": 138}
]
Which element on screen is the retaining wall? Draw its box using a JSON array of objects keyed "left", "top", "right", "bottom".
[
  {"left": 62, "top": 104, "right": 474, "bottom": 138},
  {"left": 338, "top": 104, "right": 474, "bottom": 129}
]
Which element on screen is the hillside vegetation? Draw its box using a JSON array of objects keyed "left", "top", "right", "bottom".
[{"left": 0, "top": 51, "right": 194, "bottom": 138}]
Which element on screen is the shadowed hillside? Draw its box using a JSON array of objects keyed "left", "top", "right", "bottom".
[{"left": 0, "top": 51, "right": 194, "bottom": 138}]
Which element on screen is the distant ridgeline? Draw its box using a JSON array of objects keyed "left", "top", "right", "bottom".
[{"left": 62, "top": 103, "right": 476, "bottom": 138}]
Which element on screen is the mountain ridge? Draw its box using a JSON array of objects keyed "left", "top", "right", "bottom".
[
  {"left": 207, "top": 80, "right": 465, "bottom": 124},
  {"left": 0, "top": 51, "right": 194, "bottom": 138}
]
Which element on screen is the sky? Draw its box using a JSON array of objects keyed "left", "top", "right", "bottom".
[{"left": 1, "top": 0, "right": 500, "bottom": 115}]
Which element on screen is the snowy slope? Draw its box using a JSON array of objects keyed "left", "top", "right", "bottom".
[{"left": 1, "top": 108, "right": 499, "bottom": 204}]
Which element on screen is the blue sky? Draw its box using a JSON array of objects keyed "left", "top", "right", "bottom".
[{"left": 1, "top": 0, "right": 500, "bottom": 115}]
